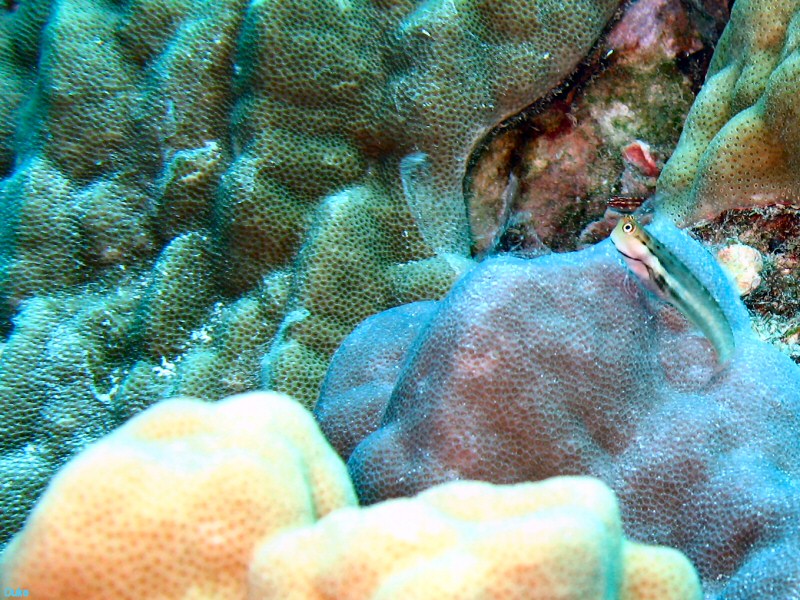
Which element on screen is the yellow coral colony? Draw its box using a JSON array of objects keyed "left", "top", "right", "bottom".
[
  {"left": 0, "top": 391, "right": 703, "bottom": 600},
  {"left": 249, "top": 477, "right": 701, "bottom": 600},
  {"left": 0, "top": 392, "right": 357, "bottom": 599}
]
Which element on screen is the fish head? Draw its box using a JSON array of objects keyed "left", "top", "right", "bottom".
[
  {"left": 610, "top": 216, "right": 649, "bottom": 261},
  {"left": 610, "top": 215, "right": 656, "bottom": 286}
]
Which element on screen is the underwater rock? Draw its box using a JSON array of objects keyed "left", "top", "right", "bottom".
[
  {"left": 716, "top": 243, "right": 763, "bottom": 296},
  {"left": 692, "top": 205, "right": 800, "bottom": 362}
]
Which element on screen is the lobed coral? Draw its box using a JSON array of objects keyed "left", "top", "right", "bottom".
[
  {"left": 655, "top": 0, "right": 800, "bottom": 224},
  {"left": 0, "top": 387, "right": 700, "bottom": 598},
  {"left": 0, "top": 391, "right": 357, "bottom": 598},
  {"left": 0, "top": 0, "right": 622, "bottom": 544},
  {"left": 251, "top": 477, "right": 701, "bottom": 599},
  {"left": 316, "top": 215, "right": 800, "bottom": 598},
  {"left": 2, "top": 0, "right": 799, "bottom": 595}
]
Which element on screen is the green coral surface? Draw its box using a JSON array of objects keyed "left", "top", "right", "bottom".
[
  {"left": 0, "top": 0, "right": 621, "bottom": 546},
  {"left": 656, "top": 0, "right": 800, "bottom": 224}
]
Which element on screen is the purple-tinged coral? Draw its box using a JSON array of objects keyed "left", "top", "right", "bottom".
[{"left": 317, "top": 214, "right": 800, "bottom": 597}]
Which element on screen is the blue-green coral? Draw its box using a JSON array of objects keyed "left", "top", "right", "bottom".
[{"left": 0, "top": 0, "right": 622, "bottom": 545}]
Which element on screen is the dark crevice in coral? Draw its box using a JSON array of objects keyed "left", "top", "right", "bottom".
[
  {"left": 463, "top": 34, "right": 619, "bottom": 199},
  {"left": 465, "top": 0, "right": 633, "bottom": 188},
  {"left": 464, "top": 0, "right": 712, "bottom": 257},
  {"left": 680, "top": 0, "right": 732, "bottom": 42},
  {"left": 0, "top": 160, "right": 11, "bottom": 180},
  {"left": 462, "top": 41, "right": 618, "bottom": 257},
  {"left": 0, "top": 316, "right": 12, "bottom": 341},
  {"left": 676, "top": 46, "right": 715, "bottom": 94}
]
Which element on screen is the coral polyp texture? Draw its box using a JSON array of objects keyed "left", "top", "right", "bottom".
[
  {"left": 656, "top": 0, "right": 800, "bottom": 224},
  {"left": 0, "top": 391, "right": 357, "bottom": 599},
  {"left": 316, "top": 215, "right": 800, "bottom": 598},
  {"left": 466, "top": 0, "right": 706, "bottom": 256},
  {"left": 0, "top": 390, "right": 701, "bottom": 599},
  {"left": 250, "top": 477, "right": 702, "bottom": 600},
  {"left": 0, "top": 0, "right": 622, "bottom": 545}
]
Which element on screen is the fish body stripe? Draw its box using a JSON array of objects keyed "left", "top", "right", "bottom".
[{"left": 610, "top": 216, "right": 735, "bottom": 364}]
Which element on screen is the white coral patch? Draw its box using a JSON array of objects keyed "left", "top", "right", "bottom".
[{"left": 717, "top": 243, "right": 763, "bottom": 296}]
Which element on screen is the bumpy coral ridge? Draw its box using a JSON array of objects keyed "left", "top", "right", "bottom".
[
  {"left": 1, "top": 390, "right": 702, "bottom": 599},
  {"left": 0, "top": 391, "right": 357, "bottom": 599},
  {"left": 0, "top": 0, "right": 621, "bottom": 545},
  {"left": 250, "top": 477, "right": 702, "bottom": 599},
  {"left": 656, "top": 0, "right": 800, "bottom": 223}
]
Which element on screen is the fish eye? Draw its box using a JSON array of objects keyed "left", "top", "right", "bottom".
[{"left": 622, "top": 221, "right": 634, "bottom": 233}]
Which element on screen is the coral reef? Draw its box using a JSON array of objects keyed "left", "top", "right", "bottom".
[
  {"left": 716, "top": 243, "right": 763, "bottom": 296},
  {"left": 251, "top": 477, "right": 701, "bottom": 599},
  {"left": 316, "top": 215, "right": 800, "bottom": 598},
  {"left": 0, "top": 0, "right": 622, "bottom": 545},
  {"left": 656, "top": 0, "right": 800, "bottom": 224},
  {"left": 0, "top": 391, "right": 357, "bottom": 598},
  {"left": 1, "top": 0, "right": 799, "bottom": 594},
  {"left": 466, "top": 0, "right": 707, "bottom": 255},
  {"left": 0, "top": 389, "right": 700, "bottom": 599},
  {"left": 692, "top": 205, "right": 800, "bottom": 362}
]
